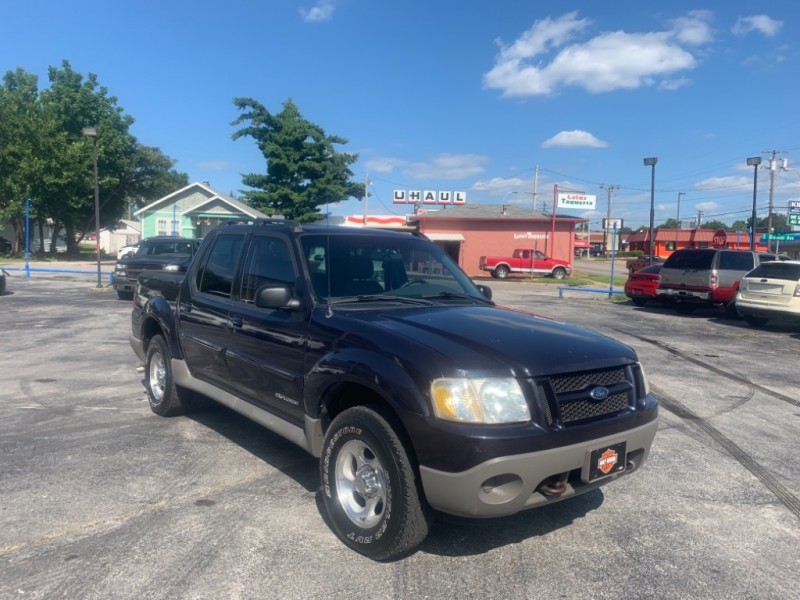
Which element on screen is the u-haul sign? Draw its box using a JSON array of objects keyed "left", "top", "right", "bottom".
[{"left": 394, "top": 190, "right": 467, "bottom": 205}]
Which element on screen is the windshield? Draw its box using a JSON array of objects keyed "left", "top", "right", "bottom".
[{"left": 300, "top": 233, "right": 488, "bottom": 303}]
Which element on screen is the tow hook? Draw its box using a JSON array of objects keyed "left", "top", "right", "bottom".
[{"left": 539, "top": 474, "right": 569, "bottom": 496}]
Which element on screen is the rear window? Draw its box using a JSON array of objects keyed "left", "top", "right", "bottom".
[
  {"left": 745, "top": 262, "right": 800, "bottom": 281},
  {"left": 663, "top": 250, "right": 714, "bottom": 270}
]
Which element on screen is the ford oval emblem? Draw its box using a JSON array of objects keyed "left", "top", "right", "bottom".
[{"left": 589, "top": 386, "right": 610, "bottom": 401}]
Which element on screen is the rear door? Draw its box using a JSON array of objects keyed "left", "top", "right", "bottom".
[{"left": 178, "top": 233, "right": 246, "bottom": 390}]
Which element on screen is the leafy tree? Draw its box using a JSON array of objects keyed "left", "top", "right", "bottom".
[
  {"left": 231, "top": 98, "right": 365, "bottom": 222},
  {"left": 0, "top": 68, "right": 41, "bottom": 251},
  {"left": 731, "top": 220, "right": 749, "bottom": 232},
  {"left": 0, "top": 61, "right": 187, "bottom": 254},
  {"left": 699, "top": 220, "right": 729, "bottom": 231}
]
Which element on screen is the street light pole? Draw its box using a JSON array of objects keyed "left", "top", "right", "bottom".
[
  {"left": 82, "top": 126, "right": 102, "bottom": 288},
  {"left": 643, "top": 157, "right": 658, "bottom": 265},
  {"left": 746, "top": 157, "right": 762, "bottom": 251}
]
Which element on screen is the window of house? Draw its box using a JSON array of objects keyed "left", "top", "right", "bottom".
[{"left": 157, "top": 219, "right": 167, "bottom": 236}]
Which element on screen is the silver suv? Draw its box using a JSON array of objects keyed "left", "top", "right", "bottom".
[{"left": 657, "top": 248, "right": 784, "bottom": 315}]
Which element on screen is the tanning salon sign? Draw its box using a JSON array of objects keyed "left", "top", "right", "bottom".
[
  {"left": 393, "top": 190, "right": 467, "bottom": 205},
  {"left": 557, "top": 193, "right": 596, "bottom": 210}
]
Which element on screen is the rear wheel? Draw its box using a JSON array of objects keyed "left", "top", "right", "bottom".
[
  {"left": 320, "top": 406, "right": 432, "bottom": 561},
  {"left": 494, "top": 265, "right": 509, "bottom": 279},
  {"left": 145, "top": 335, "right": 192, "bottom": 416}
]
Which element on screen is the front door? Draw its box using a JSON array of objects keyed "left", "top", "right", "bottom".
[{"left": 225, "top": 234, "right": 308, "bottom": 426}]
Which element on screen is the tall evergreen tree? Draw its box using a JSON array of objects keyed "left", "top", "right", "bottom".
[{"left": 232, "top": 98, "right": 364, "bottom": 222}]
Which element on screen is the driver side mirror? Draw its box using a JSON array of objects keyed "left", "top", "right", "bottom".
[
  {"left": 255, "top": 283, "right": 303, "bottom": 311},
  {"left": 476, "top": 284, "right": 492, "bottom": 300}
]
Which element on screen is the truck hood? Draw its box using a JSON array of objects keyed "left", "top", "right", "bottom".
[{"left": 334, "top": 305, "right": 637, "bottom": 377}]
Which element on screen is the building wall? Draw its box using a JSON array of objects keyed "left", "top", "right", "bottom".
[{"left": 417, "top": 218, "right": 577, "bottom": 278}]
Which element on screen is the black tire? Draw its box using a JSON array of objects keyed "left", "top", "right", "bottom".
[
  {"left": 494, "top": 265, "right": 510, "bottom": 279},
  {"left": 551, "top": 267, "right": 567, "bottom": 280},
  {"left": 320, "top": 406, "right": 432, "bottom": 561},
  {"left": 145, "top": 335, "right": 192, "bottom": 416},
  {"left": 117, "top": 289, "right": 133, "bottom": 301},
  {"left": 631, "top": 297, "right": 648, "bottom": 307},
  {"left": 743, "top": 315, "right": 769, "bottom": 327}
]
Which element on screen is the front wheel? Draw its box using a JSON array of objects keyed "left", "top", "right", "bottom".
[
  {"left": 551, "top": 267, "right": 567, "bottom": 280},
  {"left": 494, "top": 265, "right": 510, "bottom": 279},
  {"left": 320, "top": 406, "right": 432, "bottom": 561},
  {"left": 145, "top": 335, "right": 192, "bottom": 416}
]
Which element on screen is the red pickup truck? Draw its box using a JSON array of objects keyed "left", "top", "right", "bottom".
[{"left": 479, "top": 249, "right": 572, "bottom": 280}]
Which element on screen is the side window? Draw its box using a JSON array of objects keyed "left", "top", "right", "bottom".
[
  {"left": 719, "top": 252, "right": 753, "bottom": 271},
  {"left": 195, "top": 234, "right": 245, "bottom": 297},
  {"left": 521, "top": 250, "right": 530, "bottom": 259},
  {"left": 239, "top": 236, "right": 296, "bottom": 304}
]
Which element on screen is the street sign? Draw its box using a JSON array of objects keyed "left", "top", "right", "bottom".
[
  {"left": 789, "top": 213, "right": 800, "bottom": 226},
  {"left": 712, "top": 229, "right": 727, "bottom": 248},
  {"left": 762, "top": 233, "right": 800, "bottom": 241},
  {"left": 789, "top": 200, "right": 800, "bottom": 212}
]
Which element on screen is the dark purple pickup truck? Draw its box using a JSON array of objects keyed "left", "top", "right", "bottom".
[{"left": 129, "top": 220, "right": 658, "bottom": 560}]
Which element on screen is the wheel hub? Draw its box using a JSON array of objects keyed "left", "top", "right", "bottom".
[{"left": 354, "top": 465, "right": 380, "bottom": 498}]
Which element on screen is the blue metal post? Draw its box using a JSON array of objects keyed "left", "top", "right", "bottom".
[{"left": 25, "top": 198, "right": 30, "bottom": 279}]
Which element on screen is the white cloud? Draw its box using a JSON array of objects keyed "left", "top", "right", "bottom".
[
  {"left": 363, "top": 157, "right": 405, "bottom": 173},
  {"left": 483, "top": 11, "right": 712, "bottom": 97},
  {"left": 541, "top": 130, "right": 607, "bottom": 149},
  {"left": 732, "top": 15, "right": 783, "bottom": 37},
  {"left": 694, "top": 175, "right": 750, "bottom": 190},
  {"left": 404, "top": 153, "right": 490, "bottom": 180},
  {"left": 197, "top": 160, "right": 233, "bottom": 171},
  {"left": 471, "top": 177, "right": 531, "bottom": 194},
  {"left": 695, "top": 201, "right": 720, "bottom": 213},
  {"left": 300, "top": 0, "right": 335, "bottom": 23}
]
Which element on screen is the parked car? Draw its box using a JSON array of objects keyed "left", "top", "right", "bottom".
[
  {"left": 626, "top": 255, "right": 664, "bottom": 274},
  {"left": 624, "top": 264, "right": 662, "bottom": 306},
  {"left": 657, "top": 249, "right": 784, "bottom": 315},
  {"left": 130, "top": 220, "right": 658, "bottom": 560},
  {"left": 117, "top": 242, "right": 140, "bottom": 260},
  {"left": 735, "top": 260, "right": 800, "bottom": 327},
  {"left": 0, "top": 236, "right": 12, "bottom": 255},
  {"left": 113, "top": 236, "right": 202, "bottom": 300}
]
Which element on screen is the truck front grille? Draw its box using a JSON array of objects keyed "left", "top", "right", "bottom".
[{"left": 535, "top": 366, "right": 636, "bottom": 426}]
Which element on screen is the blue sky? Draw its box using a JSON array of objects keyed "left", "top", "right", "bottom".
[{"left": 2, "top": 1, "right": 799, "bottom": 230}]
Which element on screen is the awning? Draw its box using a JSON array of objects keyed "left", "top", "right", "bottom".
[{"left": 425, "top": 232, "right": 465, "bottom": 242}]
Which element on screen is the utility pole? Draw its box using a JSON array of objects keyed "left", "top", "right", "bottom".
[
  {"left": 696, "top": 210, "right": 704, "bottom": 228},
  {"left": 764, "top": 150, "right": 788, "bottom": 252},
  {"left": 600, "top": 184, "right": 620, "bottom": 256},
  {"left": 362, "top": 174, "right": 370, "bottom": 225},
  {"left": 676, "top": 192, "right": 685, "bottom": 251},
  {"left": 532, "top": 164, "right": 539, "bottom": 211}
]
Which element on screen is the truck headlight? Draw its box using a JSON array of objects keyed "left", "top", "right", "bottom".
[{"left": 431, "top": 378, "right": 530, "bottom": 424}]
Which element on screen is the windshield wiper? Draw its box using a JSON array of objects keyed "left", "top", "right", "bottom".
[
  {"left": 420, "top": 291, "right": 494, "bottom": 305},
  {"left": 329, "top": 294, "right": 435, "bottom": 306}
]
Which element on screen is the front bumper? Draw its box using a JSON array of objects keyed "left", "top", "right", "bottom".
[{"left": 419, "top": 418, "right": 658, "bottom": 518}]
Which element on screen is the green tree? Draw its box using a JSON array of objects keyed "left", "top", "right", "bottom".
[
  {"left": 700, "top": 220, "right": 729, "bottom": 231},
  {"left": 231, "top": 98, "right": 365, "bottom": 222},
  {"left": 0, "top": 68, "right": 41, "bottom": 251}
]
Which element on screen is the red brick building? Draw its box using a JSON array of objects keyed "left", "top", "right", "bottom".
[
  {"left": 626, "top": 228, "right": 762, "bottom": 257},
  {"left": 345, "top": 206, "right": 586, "bottom": 278}
]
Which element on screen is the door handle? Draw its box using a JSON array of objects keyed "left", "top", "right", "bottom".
[
  {"left": 180, "top": 302, "right": 193, "bottom": 313},
  {"left": 230, "top": 315, "right": 244, "bottom": 328}
]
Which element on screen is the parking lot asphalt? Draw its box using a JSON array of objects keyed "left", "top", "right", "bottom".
[{"left": 1, "top": 276, "right": 799, "bottom": 599}]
